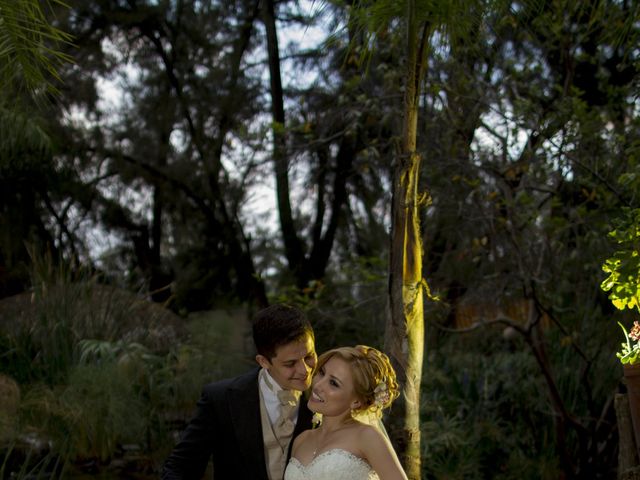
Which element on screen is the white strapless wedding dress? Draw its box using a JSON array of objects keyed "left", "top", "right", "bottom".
[{"left": 284, "top": 449, "right": 379, "bottom": 480}]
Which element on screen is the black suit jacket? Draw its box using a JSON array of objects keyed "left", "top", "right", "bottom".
[{"left": 162, "top": 367, "right": 313, "bottom": 480}]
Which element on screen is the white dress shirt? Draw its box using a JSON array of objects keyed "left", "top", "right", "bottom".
[{"left": 259, "top": 368, "right": 301, "bottom": 426}]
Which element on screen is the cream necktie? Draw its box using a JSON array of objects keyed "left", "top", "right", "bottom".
[{"left": 275, "top": 389, "right": 297, "bottom": 439}]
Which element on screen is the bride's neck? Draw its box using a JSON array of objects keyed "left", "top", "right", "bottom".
[{"left": 318, "top": 412, "right": 354, "bottom": 433}]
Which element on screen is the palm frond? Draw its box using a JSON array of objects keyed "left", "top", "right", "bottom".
[
  {"left": 333, "top": 0, "right": 510, "bottom": 70},
  {"left": 0, "top": 0, "right": 74, "bottom": 98}
]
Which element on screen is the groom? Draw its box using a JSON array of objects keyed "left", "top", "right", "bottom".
[{"left": 161, "top": 303, "right": 317, "bottom": 480}]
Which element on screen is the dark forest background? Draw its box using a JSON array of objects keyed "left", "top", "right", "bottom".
[{"left": 1, "top": 0, "right": 639, "bottom": 478}]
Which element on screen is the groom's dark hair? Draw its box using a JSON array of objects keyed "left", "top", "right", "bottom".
[{"left": 252, "top": 303, "right": 314, "bottom": 359}]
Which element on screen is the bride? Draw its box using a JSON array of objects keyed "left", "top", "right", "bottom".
[{"left": 284, "top": 345, "right": 408, "bottom": 480}]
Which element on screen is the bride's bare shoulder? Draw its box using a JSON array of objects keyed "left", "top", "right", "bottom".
[
  {"left": 340, "top": 421, "right": 382, "bottom": 446},
  {"left": 352, "top": 420, "right": 382, "bottom": 436}
]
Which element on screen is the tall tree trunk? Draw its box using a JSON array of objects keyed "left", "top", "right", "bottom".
[
  {"left": 262, "top": 0, "right": 354, "bottom": 290},
  {"left": 262, "top": 0, "right": 305, "bottom": 283},
  {"left": 385, "top": 1, "right": 430, "bottom": 478}
]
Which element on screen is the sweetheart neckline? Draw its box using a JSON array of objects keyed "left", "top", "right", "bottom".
[{"left": 289, "top": 448, "right": 370, "bottom": 470}]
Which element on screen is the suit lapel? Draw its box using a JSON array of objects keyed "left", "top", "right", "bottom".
[
  {"left": 287, "top": 389, "right": 313, "bottom": 460},
  {"left": 228, "top": 370, "right": 314, "bottom": 475},
  {"left": 228, "top": 368, "right": 269, "bottom": 480},
  {"left": 294, "top": 392, "right": 313, "bottom": 436}
]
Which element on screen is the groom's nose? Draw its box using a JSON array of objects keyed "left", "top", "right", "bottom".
[{"left": 293, "top": 359, "right": 310, "bottom": 377}]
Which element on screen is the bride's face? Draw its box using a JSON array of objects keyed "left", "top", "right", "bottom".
[{"left": 308, "top": 356, "right": 361, "bottom": 417}]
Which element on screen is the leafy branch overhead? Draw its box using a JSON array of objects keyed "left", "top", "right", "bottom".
[
  {"left": 601, "top": 208, "right": 640, "bottom": 313},
  {"left": 341, "top": 0, "right": 493, "bottom": 70},
  {"left": 0, "top": 0, "right": 74, "bottom": 97}
]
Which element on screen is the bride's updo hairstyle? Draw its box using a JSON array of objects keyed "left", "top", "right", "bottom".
[{"left": 316, "top": 345, "right": 399, "bottom": 416}]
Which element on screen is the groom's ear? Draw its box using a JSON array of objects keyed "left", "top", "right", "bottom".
[{"left": 256, "top": 354, "right": 271, "bottom": 369}]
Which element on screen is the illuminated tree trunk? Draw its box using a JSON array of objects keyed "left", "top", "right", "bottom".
[{"left": 385, "top": 1, "right": 429, "bottom": 478}]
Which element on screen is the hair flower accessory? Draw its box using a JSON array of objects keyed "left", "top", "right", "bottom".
[{"left": 374, "top": 381, "right": 390, "bottom": 407}]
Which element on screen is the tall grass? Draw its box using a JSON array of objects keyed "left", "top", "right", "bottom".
[
  {"left": 21, "top": 362, "right": 146, "bottom": 461},
  {"left": 0, "top": 443, "right": 69, "bottom": 480},
  {"left": 0, "top": 250, "right": 244, "bottom": 477},
  {"left": 2, "top": 248, "right": 138, "bottom": 385}
]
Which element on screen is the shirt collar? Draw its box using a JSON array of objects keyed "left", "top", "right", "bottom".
[{"left": 260, "top": 368, "right": 301, "bottom": 401}]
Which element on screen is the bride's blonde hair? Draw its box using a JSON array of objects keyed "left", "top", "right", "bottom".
[{"left": 315, "top": 345, "right": 399, "bottom": 416}]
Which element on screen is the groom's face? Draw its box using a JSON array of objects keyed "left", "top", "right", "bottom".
[{"left": 261, "top": 333, "right": 316, "bottom": 392}]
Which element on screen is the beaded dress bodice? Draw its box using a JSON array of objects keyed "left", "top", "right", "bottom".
[{"left": 284, "top": 449, "right": 379, "bottom": 480}]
